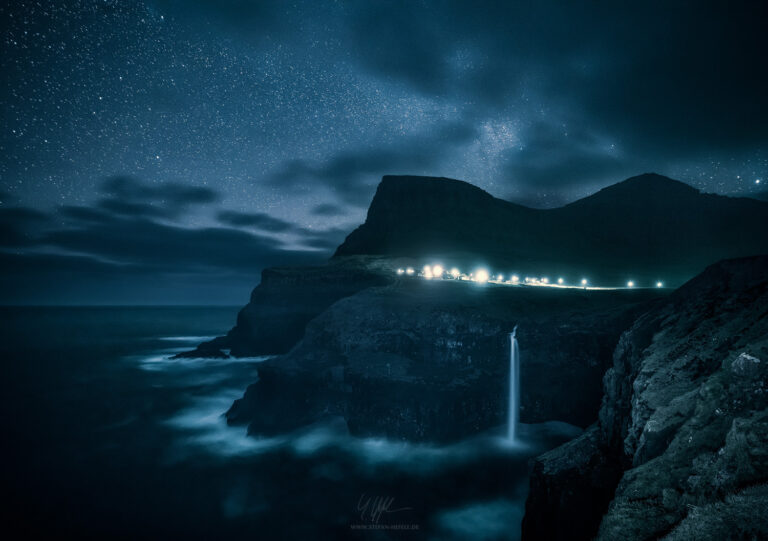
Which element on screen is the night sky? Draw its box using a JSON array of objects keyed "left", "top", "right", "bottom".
[{"left": 1, "top": 1, "right": 766, "bottom": 304}]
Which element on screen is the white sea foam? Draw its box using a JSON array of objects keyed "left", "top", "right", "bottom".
[
  {"left": 129, "top": 344, "right": 580, "bottom": 469},
  {"left": 434, "top": 498, "right": 525, "bottom": 540},
  {"left": 164, "top": 392, "right": 285, "bottom": 458},
  {"left": 159, "top": 335, "right": 218, "bottom": 342}
]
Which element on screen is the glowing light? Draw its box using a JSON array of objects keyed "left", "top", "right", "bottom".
[
  {"left": 432, "top": 265, "right": 444, "bottom": 277},
  {"left": 406, "top": 267, "right": 414, "bottom": 275},
  {"left": 581, "top": 278, "right": 588, "bottom": 286},
  {"left": 511, "top": 275, "right": 519, "bottom": 283},
  {"left": 757, "top": 179, "right": 762, "bottom": 184},
  {"left": 557, "top": 278, "right": 564, "bottom": 284},
  {"left": 422, "top": 265, "right": 433, "bottom": 279},
  {"left": 497, "top": 274, "right": 504, "bottom": 281},
  {"left": 474, "top": 269, "right": 489, "bottom": 283},
  {"left": 541, "top": 277, "right": 549, "bottom": 284},
  {"left": 627, "top": 281, "right": 635, "bottom": 288},
  {"left": 450, "top": 268, "right": 460, "bottom": 278},
  {"left": 656, "top": 281, "right": 663, "bottom": 288},
  {"left": 396, "top": 268, "right": 404, "bottom": 275}
]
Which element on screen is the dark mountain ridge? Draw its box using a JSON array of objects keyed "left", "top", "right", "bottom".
[{"left": 335, "top": 173, "right": 768, "bottom": 287}]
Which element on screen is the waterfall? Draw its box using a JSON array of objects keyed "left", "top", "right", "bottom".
[{"left": 508, "top": 326, "right": 520, "bottom": 441}]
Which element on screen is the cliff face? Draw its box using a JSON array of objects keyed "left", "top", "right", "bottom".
[
  {"left": 226, "top": 280, "right": 665, "bottom": 442},
  {"left": 182, "top": 174, "right": 768, "bottom": 359},
  {"left": 523, "top": 255, "right": 768, "bottom": 540},
  {"left": 175, "top": 258, "right": 393, "bottom": 358},
  {"left": 335, "top": 175, "right": 537, "bottom": 260}
]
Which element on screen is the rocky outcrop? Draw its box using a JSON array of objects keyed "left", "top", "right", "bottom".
[
  {"left": 227, "top": 279, "right": 666, "bottom": 442},
  {"left": 522, "top": 425, "right": 624, "bottom": 540},
  {"left": 523, "top": 255, "right": 768, "bottom": 540},
  {"left": 175, "top": 257, "right": 393, "bottom": 357}
]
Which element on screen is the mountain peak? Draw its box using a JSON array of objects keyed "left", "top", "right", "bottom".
[
  {"left": 376, "top": 175, "right": 494, "bottom": 199},
  {"left": 333, "top": 172, "right": 768, "bottom": 287},
  {"left": 334, "top": 175, "right": 519, "bottom": 258},
  {"left": 606, "top": 173, "right": 699, "bottom": 195},
  {"left": 563, "top": 173, "right": 701, "bottom": 210}
]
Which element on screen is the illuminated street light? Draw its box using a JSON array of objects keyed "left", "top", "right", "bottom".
[
  {"left": 656, "top": 281, "right": 663, "bottom": 288},
  {"left": 581, "top": 278, "right": 588, "bottom": 286},
  {"left": 557, "top": 278, "right": 564, "bottom": 284},
  {"left": 497, "top": 274, "right": 504, "bottom": 281},
  {"left": 450, "top": 268, "right": 460, "bottom": 278},
  {"left": 475, "top": 269, "right": 489, "bottom": 283},
  {"left": 396, "top": 268, "right": 404, "bottom": 275},
  {"left": 511, "top": 275, "right": 519, "bottom": 283},
  {"left": 627, "top": 281, "right": 635, "bottom": 288},
  {"left": 432, "top": 265, "right": 444, "bottom": 278},
  {"left": 406, "top": 267, "right": 415, "bottom": 275},
  {"left": 423, "top": 265, "right": 433, "bottom": 279},
  {"left": 541, "top": 277, "right": 549, "bottom": 284}
]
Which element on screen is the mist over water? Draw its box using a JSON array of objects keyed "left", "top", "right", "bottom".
[{"left": 1, "top": 307, "right": 580, "bottom": 539}]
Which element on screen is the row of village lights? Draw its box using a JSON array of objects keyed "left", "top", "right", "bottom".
[{"left": 396, "top": 265, "right": 664, "bottom": 289}]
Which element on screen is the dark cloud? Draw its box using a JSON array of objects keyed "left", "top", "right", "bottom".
[
  {"left": 56, "top": 177, "right": 224, "bottom": 222},
  {"left": 97, "top": 198, "right": 174, "bottom": 219},
  {"left": 216, "top": 210, "right": 296, "bottom": 232},
  {"left": 310, "top": 203, "right": 347, "bottom": 217},
  {"left": 269, "top": 149, "right": 427, "bottom": 205},
  {"left": 0, "top": 207, "right": 49, "bottom": 247},
  {"left": 59, "top": 205, "right": 114, "bottom": 224},
  {"left": 42, "top": 213, "right": 311, "bottom": 273},
  {"left": 292, "top": 226, "right": 350, "bottom": 251},
  {"left": 216, "top": 210, "right": 353, "bottom": 252},
  {"left": 268, "top": 121, "right": 479, "bottom": 205},
  {"left": 0, "top": 194, "right": 334, "bottom": 304},
  {"left": 500, "top": 120, "right": 637, "bottom": 204},
  {"left": 0, "top": 190, "right": 17, "bottom": 205},
  {"left": 344, "top": 1, "right": 768, "bottom": 154},
  {"left": 101, "top": 176, "right": 219, "bottom": 207}
]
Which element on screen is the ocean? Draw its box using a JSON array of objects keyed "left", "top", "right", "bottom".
[{"left": 0, "top": 306, "right": 579, "bottom": 539}]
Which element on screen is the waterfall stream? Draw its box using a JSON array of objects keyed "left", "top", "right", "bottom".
[{"left": 508, "top": 326, "right": 520, "bottom": 441}]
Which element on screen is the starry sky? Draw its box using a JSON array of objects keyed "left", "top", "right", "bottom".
[{"left": 1, "top": 0, "right": 766, "bottom": 304}]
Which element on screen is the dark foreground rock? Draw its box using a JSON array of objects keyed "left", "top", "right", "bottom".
[
  {"left": 523, "top": 255, "right": 768, "bottom": 540},
  {"left": 227, "top": 279, "right": 665, "bottom": 442}
]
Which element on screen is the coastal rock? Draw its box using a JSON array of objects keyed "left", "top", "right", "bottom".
[
  {"left": 175, "top": 258, "right": 392, "bottom": 358},
  {"left": 522, "top": 425, "right": 624, "bottom": 540},
  {"left": 523, "top": 255, "right": 768, "bottom": 540},
  {"left": 227, "top": 280, "right": 665, "bottom": 442}
]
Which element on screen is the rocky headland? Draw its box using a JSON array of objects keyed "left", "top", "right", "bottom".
[
  {"left": 226, "top": 279, "right": 666, "bottom": 441},
  {"left": 177, "top": 174, "right": 768, "bottom": 538}
]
